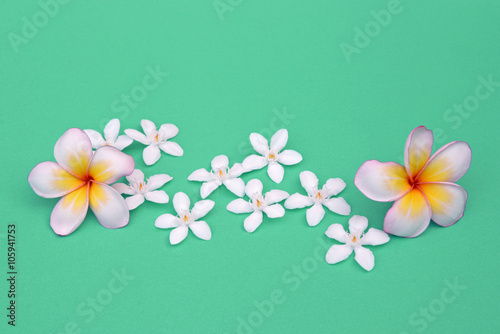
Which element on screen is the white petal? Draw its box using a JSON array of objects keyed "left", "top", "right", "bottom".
[
  {"left": 170, "top": 225, "right": 188, "bottom": 245},
  {"left": 155, "top": 213, "right": 180, "bottom": 229},
  {"left": 348, "top": 215, "right": 368, "bottom": 234},
  {"left": 126, "top": 194, "right": 145, "bottom": 210},
  {"left": 223, "top": 178, "right": 245, "bottom": 197},
  {"left": 242, "top": 154, "right": 268, "bottom": 171},
  {"left": 159, "top": 141, "right": 183, "bottom": 157},
  {"left": 245, "top": 179, "right": 263, "bottom": 198},
  {"left": 124, "top": 129, "right": 150, "bottom": 145},
  {"left": 141, "top": 119, "right": 157, "bottom": 137},
  {"left": 284, "top": 193, "right": 314, "bottom": 209},
  {"left": 200, "top": 181, "right": 221, "bottom": 199},
  {"left": 173, "top": 192, "right": 190, "bottom": 215},
  {"left": 323, "top": 197, "right": 351, "bottom": 216},
  {"left": 114, "top": 135, "right": 133, "bottom": 150},
  {"left": 228, "top": 163, "right": 246, "bottom": 178},
  {"left": 267, "top": 162, "right": 284, "bottom": 183},
  {"left": 144, "top": 190, "right": 169, "bottom": 203},
  {"left": 322, "top": 178, "right": 346, "bottom": 197},
  {"left": 189, "top": 221, "right": 211, "bottom": 240},
  {"left": 191, "top": 200, "right": 215, "bottom": 220},
  {"left": 361, "top": 228, "right": 390, "bottom": 246},
  {"left": 244, "top": 211, "right": 263, "bottom": 233},
  {"left": 306, "top": 203, "right": 325, "bottom": 226},
  {"left": 211, "top": 155, "right": 229, "bottom": 171},
  {"left": 147, "top": 174, "right": 173, "bottom": 190},
  {"left": 84, "top": 129, "right": 105, "bottom": 149},
  {"left": 188, "top": 168, "right": 215, "bottom": 182},
  {"left": 300, "top": 171, "right": 319, "bottom": 195},
  {"left": 227, "top": 199, "right": 254, "bottom": 214},
  {"left": 126, "top": 169, "right": 145, "bottom": 184},
  {"left": 104, "top": 118, "right": 120, "bottom": 143},
  {"left": 325, "top": 244, "right": 353, "bottom": 264},
  {"left": 249, "top": 133, "right": 269, "bottom": 155},
  {"left": 354, "top": 246, "right": 375, "bottom": 271},
  {"left": 263, "top": 204, "right": 285, "bottom": 218},
  {"left": 143, "top": 144, "right": 161, "bottom": 165},
  {"left": 158, "top": 123, "right": 179, "bottom": 141},
  {"left": 325, "top": 224, "right": 348, "bottom": 243},
  {"left": 270, "top": 129, "right": 288, "bottom": 152},
  {"left": 111, "top": 183, "right": 135, "bottom": 195},
  {"left": 264, "top": 189, "right": 289, "bottom": 205},
  {"left": 277, "top": 150, "right": 302, "bottom": 165}
]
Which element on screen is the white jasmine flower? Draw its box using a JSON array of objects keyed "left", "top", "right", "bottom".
[
  {"left": 84, "top": 118, "right": 133, "bottom": 150},
  {"left": 242, "top": 129, "right": 302, "bottom": 183},
  {"left": 325, "top": 215, "right": 390, "bottom": 271},
  {"left": 124, "top": 119, "right": 183, "bottom": 165},
  {"left": 155, "top": 192, "right": 214, "bottom": 245},
  {"left": 226, "top": 179, "right": 289, "bottom": 233},
  {"left": 112, "top": 169, "right": 172, "bottom": 210},
  {"left": 285, "top": 171, "right": 351, "bottom": 226}
]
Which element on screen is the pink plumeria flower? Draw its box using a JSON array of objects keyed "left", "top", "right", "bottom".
[
  {"left": 124, "top": 119, "right": 183, "bottom": 165},
  {"left": 285, "top": 171, "right": 351, "bottom": 226},
  {"left": 325, "top": 215, "right": 390, "bottom": 271},
  {"left": 188, "top": 155, "right": 246, "bottom": 199},
  {"left": 226, "top": 179, "right": 289, "bottom": 233},
  {"left": 84, "top": 118, "right": 133, "bottom": 150},
  {"left": 155, "top": 192, "right": 214, "bottom": 245},
  {"left": 355, "top": 126, "right": 471, "bottom": 238},
  {"left": 242, "top": 129, "right": 302, "bottom": 183},
  {"left": 112, "top": 169, "right": 172, "bottom": 210},
  {"left": 28, "top": 128, "right": 135, "bottom": 236}
]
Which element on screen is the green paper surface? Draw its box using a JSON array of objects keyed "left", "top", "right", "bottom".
[{"left": 1, "top": 1, "right": 499, "bottom": 333}]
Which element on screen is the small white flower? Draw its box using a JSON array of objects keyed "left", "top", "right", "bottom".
[
  {"left": 124, "top": 119, "right": 183, "bottom": 165},
  {"left": 285, "top": 171, "right": 351, "bottom": 226},
  {"left": 155, "top": 192, "right": 214, "bottom": 245},
  {"left": 84, "top": 118, "right": 133, "bottom": 150},
  {"left": 325, "top": 215, "right": 390, "bottom": 271},
  {"left": 188, "top": 155, "right": 247, "bottom": 199},
  {"left": 242, "top": 129, "right": 302, "bottom": 183},
  {"left": 112, "top": 169, "right": 172, "bottom": 210},
  {"left": 226, "top": 179, "right": 289, "bottom": 233}
]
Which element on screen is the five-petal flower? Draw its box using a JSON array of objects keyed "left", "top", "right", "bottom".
[
  {"left": 242, "top": 129, "right": 302, "bottom": 183},
  {"left": 28, "top": 128, "right": 135, "bottom": 235},
  {"left": 285, "top": 171, "right": 351, "bottom": 226},
  {"left": 112, "top": 169, "right": 172, "bottom": 210},
  {"left": 188, "top": 155, "right": 246, "bottom": 199},
  {"left": 227, "top": 179, "right": 289, "bottom": 233},
  {"left": 155, "top": 192, "right": 214, "bottom": 244},
  {"left": 354, "top": 126, "right": 471, "bottom": 238},
  {"left": 84, "top": 118, "right": 133, "bottom": 150},
  {"left": 325, "top": 215, "right": 390, "bottom": 271},
  {"left": 125, "top": 119, "right": 183, "bottom": 165}
]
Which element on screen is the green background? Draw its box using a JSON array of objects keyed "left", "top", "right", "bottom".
[{"left": 1, "top": 0, "right": 499, "bottom": 333}]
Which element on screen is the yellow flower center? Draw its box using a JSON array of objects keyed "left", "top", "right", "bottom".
[
  {"left": 154, "top": 134, "right": 159, "bottom": 142},
  {"left": 183, "top": 215, "right": 189, "bottom": 222},
  {"left": 269, "top": 153, "right": 275, "bottom": 160}
]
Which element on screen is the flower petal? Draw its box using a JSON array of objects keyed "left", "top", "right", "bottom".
[
  {"left": 191, "top": 200, "right": 215, "bottom": 220},
  {"left": 114, "top": 135, "right": 133, "bottom": 150},
  {"left": 404, "top": 126, "right": 434, "bottom": 179},
  {"left": 300, "top": 171, "right": 319, "bottom": 196},
  {"left": 361, "top": 228, "right": 390, "bottom": 246},
  {"left": 228, "top": 163, "right": 246, "bottom": 178},
  {"left": 263, "top": 204, "right": 285, "bottom": 218},
  {"left": 124, "top": 129, "right": 150, "bottom": 145},
  {"left": 348, "top": 215, "right": 368, "bottom": 234},
  {"left": 50, "top": 184, "right": 89, "bottom": 236},
  {"left": 173, "top": 192, "right": 190, "bottom": 215},
  {"left": 325, "top": 244, "right": 353, "bottom": 264},
  {"left": 242, "top": 154, "right": 268, "bottom": 171},
  {"left": 111, "top": 183, "right": 135, "bottom": 195},
  {"left": 104, "top": 118, "right": 120, "bottom": 143},
  {"left": 89, "top": 183, "right": 130, "bottom": 228},
  {"left": 417, "top": 141, "right": 472, "bottom": 183},
  {"left": 143, "top": 144, "right": 161, "bottom": 165},
  {"left": 354, "top": 160, "right": 412, "bottom": 202},
  {"left": 54, "top": 128, "right": 93, "bottom": 179},
  {"left": 267, "top": 162, "right": 284, "bottom": 183},
  {"left": 141, "top": 119, "right": 157, "bottom": 137},
  {"left": 354, "top": 246, "right": 375, "bottom": 271},
  {"left": 88, "top": 146, "right": 135, "bottom": 184},
  {"left": 227, "top": 199, "right": 254, "bottom": 214},
  {"left": 223, "top": 178, "right": 245, "bottom": 197},
  {"left": 200, "top": 181, "right": 221, "bottom": 199},
  {"left": 244, "top": 211, "right": 263, "bottom": 233},
  {"left": 384, "top": 188, "right": 431, "bottom": 238},
  {"left": 188, "top": 168, "right": 215, "bottom": 182},
  {"left": 277, "top": 150, "right": 302, "bottom": 165},
  {"left": 418, "top": 183, "right": 468, "bottom": 227},
  {"left": 245, "top": 179, "right": 263, "bottom": 198},
  {"left": 249, "top": 133, "right": 269, "bottom": 155},
  {"left": 126, "top": 194, "right": 145, "bottom": 210},
  {"left": 83, "top": 129, "right": 104, "bottom": 149},
  {"left": 159, "top": 141, "right": 183, "bottom": 157},
  {"left": 325, "top": 224, "right": 348, "bottom": 243},
  {"left": 211, "top": 155, "right": 229, "bottom": 171},
  {"left": 155, "top": 213, "right": 180, "bottom": 229},
  {"left": 264, "top": 190, "right": 289, "bottom": 205},
  {"left": 158, "top": 123, "right": 179, "bottom": 141},
  {"left": 323, "top": 197, "right": 351, "bottom": 216},
  {"left": 28, "top": 161, "right": 86, "bottom": 198},
  {"left": 323, "top": 178, "right": 346, "bottom": 197},
  {"left": 126, "top": 169, "right": 145, "bottom": 184},
  {"left": 144, "top": 190, "right": 169, "bottom": 204},
  {"left": 189, "top": 221, "right": 211, "bottom": 240},
  {"left": 147, "top": 174, "right": 173, "bottom": 190},
  {"left": 306, "top": 203, "right": 325, "bottom": 226},
  {"left": 284, "top": 193, "right": 314, "bottom": 209},
  {"left": 170, "top": 225, "right": 188, "bottom": 245},
  {"left": 270, "top": 129, "right": 288, "bottom": 153}
]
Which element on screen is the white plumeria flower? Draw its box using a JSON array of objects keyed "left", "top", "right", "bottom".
[
  {"left": 112, "top": 169, "right": 172, "bottom": 210},
  {"left": 188, "top": 155, "right": 247, "bottom": 199},
  {"left": 155, "top": 192, "right": 214, "bottom": 245},
  {"left": 325, "top": 215, "right": 390, "bottom": 271},
  {"left": 242, "top": 129, "right": 302, "bottom": 183},
  {"left": 227, "top": 179, "right": 289, "bottom": 233},
  {"left": 285, "top": 171, "right": 351, "bottom": 226},
  {"left": 124, "top": 119, "right": 183, "bottom": 165},
  {"left": 84, "top": 118, "right": 133, "bottom": 150}
]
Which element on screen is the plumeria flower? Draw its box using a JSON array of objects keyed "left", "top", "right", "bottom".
[
  {"left": 242, "top": 129, "right": 302, "bottom": 183},
  {"left": 112, "top": 169, "right": 172, "bottom": 210},
  {"left": 84, "top": 118, "right": 133, "bottom": 150},
  {"left": 188, "top": 155, "right": 246, "bottom": 199},
  {"left": 325, "top": 215, "right": 390, "bottom": 271},
  {"left": 226, "top": 179, "right": 289, "bottom": 233},
  {"left": 155, "top": 192, "right": 214, "bottom": 245},
  {"left": 28, "top": 128, "right": 135, "bottom": 236},
  {"left": 355, "top": 126, "right": 471, "bottom": 238},
  {"left": 285, "top": 171, "right": 351, "bottom": 226},
  {"left": 124, "top": 119, "right": 183, "bottom": 165}
]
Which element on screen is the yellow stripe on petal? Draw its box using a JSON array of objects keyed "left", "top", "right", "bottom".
[
  {"left": 54, "top": 128, "right": 93, "bottom": 179},
  {"left": 52, "top": 168, "right": 86, "bottom": 193},
  {"left": 60, "top": 185, "right": 89, "bottom": 214},
  {"left": 418, "top": 183, "right": 467, "bottom": 227},
  {"left": 404, "top": 126, "right": 434, "bottom": 179},
  {"left": 417, "top": 141, "right": 471, "bottom": 183},
  {"left": 89, "top": 182, "right": 110, "bottom": 211},
  {"left": 50, "top": 184, "right": 89, "bottom": 236},
  {"left": 88, "top": 146, "right": 135, "bottom": 184},
  {"left": 89, "top": 182, "right": 130, "bottom": 229},
  {"left": 28, "top": 161, "right": 86, "bottom": 198}
]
